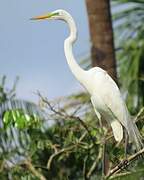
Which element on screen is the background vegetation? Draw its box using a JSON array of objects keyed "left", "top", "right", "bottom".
[{"left": 0, "top": 0, "right": 144, "bottom": 179}]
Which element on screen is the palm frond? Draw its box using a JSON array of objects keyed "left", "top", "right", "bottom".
[
  {"left": 0, "top": 99, "right": 47, "bottom": 127},
  {"left": 0, "top": 98, "right": 47, "bottom": 168}
]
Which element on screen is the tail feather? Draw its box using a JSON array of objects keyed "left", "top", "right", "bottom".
[
  {"left": 122, "top": 103, "right": 143, "bottom": 151},
  {"left": 128, "top": 120, "right": 143, "bottom": 150},
  {"left": 111, "top": 121, "right": 123, "bottom": 142}
]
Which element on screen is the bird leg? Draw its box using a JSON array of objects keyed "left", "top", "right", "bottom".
[
  {"left": 102, "top": 142, "right": 110, "bottom": 176},
  {"left": 124, "top": 128, "right": 129, "bottom": 158}
]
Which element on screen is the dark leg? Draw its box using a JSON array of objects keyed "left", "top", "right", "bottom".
[{"left": 124, "top": 129, "right": 129, "bottom": 158}]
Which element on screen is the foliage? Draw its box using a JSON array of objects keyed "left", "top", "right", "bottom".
[
  {"left": 0, "top": 88, "right": 144, "bottom": 179},
  {"left": 2, "top": 100, "right": 45, "bottom": 129},
  {"left": 0, "top": 77, "right": 45, "bottom": 179}
]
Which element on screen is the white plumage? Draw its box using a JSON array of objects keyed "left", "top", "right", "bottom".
[{"left": 89, "top": 67, "right": 142, "bottom": 150}]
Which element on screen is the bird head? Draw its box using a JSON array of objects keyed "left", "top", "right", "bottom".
[{"left": 30, "top": 9, "right": 69, "bottom": 21}]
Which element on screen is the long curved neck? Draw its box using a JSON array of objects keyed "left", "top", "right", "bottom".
[{"left": 64, "top": 14, "right": 86, "bottom": 84}]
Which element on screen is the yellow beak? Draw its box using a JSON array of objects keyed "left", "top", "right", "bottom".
[{"left": 30, "top": 12, "right": 58, "bottom": 20}]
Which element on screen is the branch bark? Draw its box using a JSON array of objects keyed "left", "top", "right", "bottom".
[
  {"left": 106, "top": 148, "right": 144, "bottom": 179},
  {"left": 86, "top": 145, "right": 103, "bottom": 179},
  {"left": 24, "top": 159, "right": 46, "bottom": 180},
  {"left": 47, "top": 132, "right": 87, "bottom": 170}
]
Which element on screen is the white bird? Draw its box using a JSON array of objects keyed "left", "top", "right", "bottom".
[{"left": 31, "top": 9, "right": 143, "bottom": 150}]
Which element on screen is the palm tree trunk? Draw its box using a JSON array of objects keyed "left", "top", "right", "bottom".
[{"left": 86, "top": 0, "right": 117, "bottom": 82}]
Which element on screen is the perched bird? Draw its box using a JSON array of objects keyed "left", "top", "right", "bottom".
[{"left": 31, "top": 9, "right": 143, "bottom": 150}]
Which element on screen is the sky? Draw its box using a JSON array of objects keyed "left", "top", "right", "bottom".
[{"left": 0, "top": 0, "right": 90, "bottom": 102}]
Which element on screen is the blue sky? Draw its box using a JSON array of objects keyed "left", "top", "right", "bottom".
[{"left": 0, "top": 0, "right": 90, "bottom": 102}]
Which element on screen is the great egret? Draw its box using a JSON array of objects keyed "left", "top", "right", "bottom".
[{"left": 31, "top": 9, "right": 143, "bottom": 150}]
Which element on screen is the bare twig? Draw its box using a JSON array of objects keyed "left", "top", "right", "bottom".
[
  {"left": 106, "top": 148, "right": 144, "bottom": 179},
  {"left": 24, "top": 158, "right": 46, "bottom": 180},
  {"left": 34, "top": 165, "right": 49, "bottom": 171},
  {"left": 134, "top": 107, "right": 144, "bottom": 122},
  {"left": 47, "top": 132, "right": 87, "bottom": 170},
  {"left": 38, "top": 93, "right": 97, "bottom": 148},
  {"left": 70, "top": 115, "right": 97, "bottom": 148},
  {"left": 86, "top": 145, "right": 103, "bottom": 179},
  {"left": 38, "top": 93, "right": 66, "bottom": 117},
  {"left": 83, "top": 156, "right": 89, "bottom": 180},
  {"left": 109, "top": 169, "right": 144, "bottom": 179},
  {"left": 49, "top": 143, "right": 60, "bottom": 153},
  {"left": 71, "top": 105, "right": 83, "bottom": 116},
  {"left": 47, "top": 146, "right": 73, "bottom": 169}
]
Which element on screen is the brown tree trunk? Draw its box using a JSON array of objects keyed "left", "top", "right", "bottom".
[{"left": 86, "top": 0, "right": 117, "bottom": 82}]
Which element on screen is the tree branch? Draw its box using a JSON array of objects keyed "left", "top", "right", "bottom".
[
  {"left": 86, "top": 145, "right": 103, "bottom": 179},
  {"left": 24, "top": 158, "right": 46, "bottom": 180},
  {"left": 106, "top": 148, "right": 144, "bottom": 179},
  {"left": 47, "top": 132, "right": 87, "bottom": 170},
  {"left": 38, "top": 94, "right": 97, "bottom": 148}
]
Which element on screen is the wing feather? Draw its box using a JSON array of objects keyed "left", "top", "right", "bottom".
[{"left": 90, "top": 68, "right": 143, "bottom": 149}]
